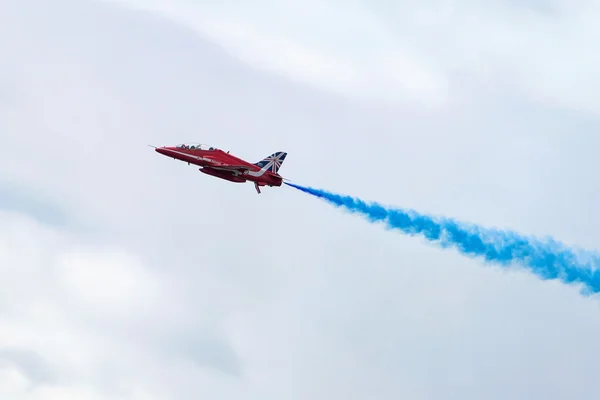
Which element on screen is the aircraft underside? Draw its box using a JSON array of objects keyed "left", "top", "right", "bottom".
[
  {"left": 199, "top": 167, "right": 269, "bottom": 193},
  {"left": 199, "top": 167, "right": 245, "bottom": 182}
]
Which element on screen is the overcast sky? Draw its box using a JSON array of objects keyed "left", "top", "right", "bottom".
[{"left": 2, "top": 0, "right": 600, "bottom": 398}]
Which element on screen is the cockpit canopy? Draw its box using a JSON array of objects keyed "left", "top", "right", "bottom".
[{"left": 175, "top": 143, "right": 218, "bottom": 151}]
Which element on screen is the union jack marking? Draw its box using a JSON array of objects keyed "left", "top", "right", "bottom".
[{"left": 255, "top": 152, "right": 287, "bottom": 173}]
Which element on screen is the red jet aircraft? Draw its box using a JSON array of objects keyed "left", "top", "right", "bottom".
[{"left": 153, "top": 143, "right": 288, "bottom": 194}]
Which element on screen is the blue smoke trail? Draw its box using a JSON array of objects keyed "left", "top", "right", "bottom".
[{"left": 285, "top": 182, "right": 600, "bottom": 295}]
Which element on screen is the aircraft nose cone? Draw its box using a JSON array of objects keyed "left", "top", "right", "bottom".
[{"left": 155, "top": 147, "right": 168, "bottom": 155}]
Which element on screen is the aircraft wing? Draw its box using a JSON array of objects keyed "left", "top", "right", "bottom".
[
  {"left": 203, "top": 165, "right": 252, "bottom": 176},
  {"left": 208, "top": 165, "right": 252, "bottom": 171}
]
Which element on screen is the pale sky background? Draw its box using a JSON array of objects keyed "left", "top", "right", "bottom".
[{"left": 1, "top": 0, "right": 600, "bottom": 399}]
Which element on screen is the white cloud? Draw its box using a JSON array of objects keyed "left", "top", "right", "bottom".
[
  {"left": 57, "top": 249, "right": 162, "bottom": 316},
  {"left": 0, "top": 209, "right": 245, "bottom": 398},
  {"left": 106, "top": 0, "right": 600, "bottom": 113},
  {"left": 104, "top": 0, "right": 450, "bottom": 106}
]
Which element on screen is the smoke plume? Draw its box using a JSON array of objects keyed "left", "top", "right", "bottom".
[{"left": 285, "top": 182, "right": 600, "bottom": 295}]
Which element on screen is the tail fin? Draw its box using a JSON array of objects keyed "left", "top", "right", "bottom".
[{"left": 254, "top": 151, "right": 287, "bottom": 174}]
